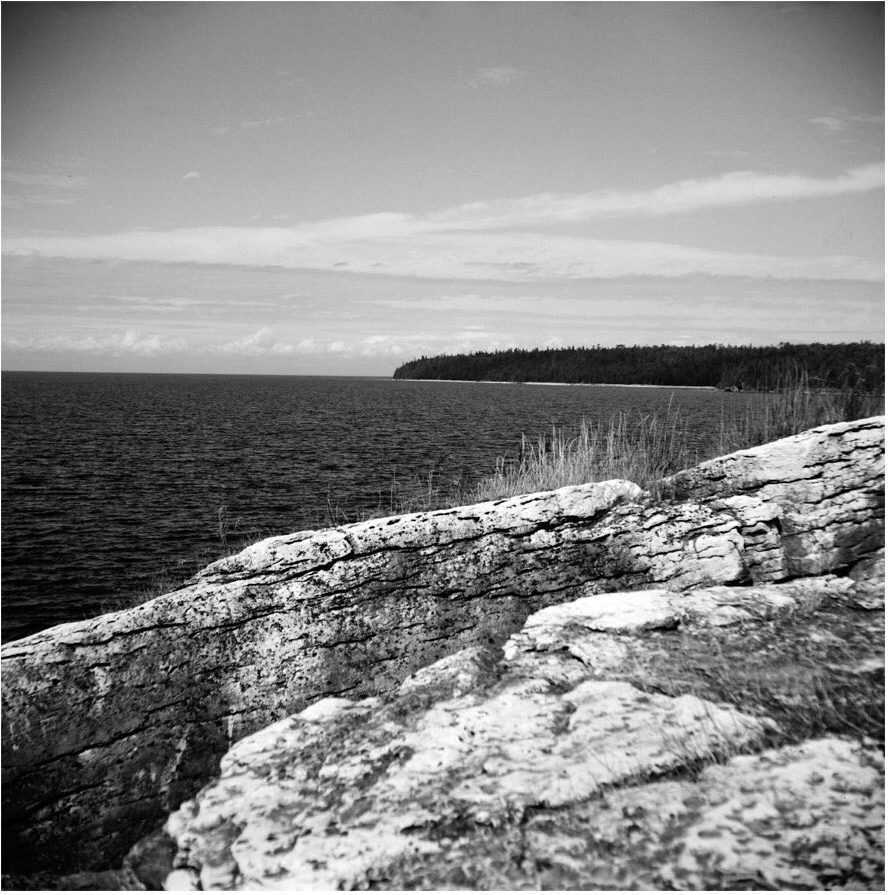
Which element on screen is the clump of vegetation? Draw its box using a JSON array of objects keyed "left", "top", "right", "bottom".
[
  {"left": 715, "top": 364, "right": 884, "bottom": 446},
  {"left": 112, "top": 370, "right": 883, "bottom": 611},
  {"left": 626, "top": 601, "right": 884, "bottom": 748},
  {"left": 328, "top": 370, "right": 884, "bottom": 521},
  {"left": 464, "top": 406, "right": 690, "bottom": 501}
]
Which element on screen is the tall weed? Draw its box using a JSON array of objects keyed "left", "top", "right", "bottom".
[
  {"left": 324, "top": 372, "right": 883, "bottom": 522},
  {"left": 471, "top": 372, "right": 883, "bottom": 502},
  {"left": 713, "top": 367, "right": 883, "bottom": 454},
  {"left": 121, "top": 373, "right": 882, "bottom": 609}
]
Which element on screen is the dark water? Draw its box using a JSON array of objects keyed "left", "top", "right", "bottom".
[{"left": 2, "top": 372, "right": 753, "bottom": 642}]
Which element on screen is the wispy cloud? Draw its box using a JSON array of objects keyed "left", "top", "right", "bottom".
[
  {"left": 3, "top": 330, "right": 186, "bottom": 357},
  {"left": 808, "top": 115, "right": 845, "bottom": 133},
  {"left": 850, "top": 114, "right": 885, "bottom": 126},
  {"left": 2, "top": 171, "right": 89, "bottom": 189},
  {"left": 3, "top": 165, "right": 89, "bottom": 207},
  {"left": 84, "top": 295, "right": 281, "bottom": 314},
  {"left": 426, "top": 163, "right": 884, "bottom": 228},
  {"left": 213, "top": 117, "right": 286, "bottom": 135},
  {"left": 5, "top": 226, "right": 880, "bottom": 282},
  {"left": 4, "top": 164, "right": 882, "bottom": 283},
  {"left": 2, "top": 194, "right": 77, "bottom": 208},
  {"left": 705, "top": 149, "right": 752, "bottom": 160},
  {"left": 808, "top": 111, "right": 884, "bottom": 133},
  {"left": 469, "top": 66, "right": 524, "bottom": 88},
  {"left": 182, "top": 171, "right": 200, "bottom": 181}
]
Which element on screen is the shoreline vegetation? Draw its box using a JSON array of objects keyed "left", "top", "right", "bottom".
[
  {"left": 392, "top": 341, "right": 885, "bottom": 391},
  {"left": 397, "top": 378, "right": 718, "bottom": 389},
  {"left": 331, "top": 367, "right": 884, "bottom": 522},
  {"left": 103, "top": 367, "right": 883, "bottom": 618}
]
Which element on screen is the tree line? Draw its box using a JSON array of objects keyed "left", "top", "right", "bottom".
[{"left": 392, "top": 342, "right": 884, "bottom": 392}]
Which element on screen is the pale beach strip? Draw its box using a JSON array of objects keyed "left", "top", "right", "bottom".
[{"left": 397, "top": 378, "right": 718, "bottom": 390}]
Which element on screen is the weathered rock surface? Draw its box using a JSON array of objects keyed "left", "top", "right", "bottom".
[
  {"left": 160, "top": 572, "right": 884, "bottom": 890},
  {"left": 1, "top": 416, "right": 884, "bottom": 876},
  {"left": 489, "top": 738, "right": 883, "bottom": 890},
  {"left": 668, "top": 415, "right": 884, "bottom": 578}
]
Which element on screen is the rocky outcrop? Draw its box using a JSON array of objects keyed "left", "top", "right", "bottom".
[
  {"left": 1, "top": 416, "right": 884, "bottom": 876},
  {"left": 667, "top": 416, "right": 885, "bottom": 577},
  {"left": 160, "top": 570, "right": 884, "bottom": 890}
]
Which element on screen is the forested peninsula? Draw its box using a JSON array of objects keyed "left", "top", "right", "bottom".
[{"left": 393, "top": 342, "right": 885, "bottom": 391}]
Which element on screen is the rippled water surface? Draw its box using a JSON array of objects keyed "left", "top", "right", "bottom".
[{"left": 2, "top": 372, "right": 753, "bottom": 641}]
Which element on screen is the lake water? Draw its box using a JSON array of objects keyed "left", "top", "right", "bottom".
[{"left": 1, "top": 372, "right": 754, "bottom": 642}]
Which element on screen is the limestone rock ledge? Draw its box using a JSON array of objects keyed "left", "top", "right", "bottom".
[
  {"left": 160, "top": 571, "right": 884, "bottom": 890},
  {"left": 1, "top": 416, "right": 884, "bottom": 876}
]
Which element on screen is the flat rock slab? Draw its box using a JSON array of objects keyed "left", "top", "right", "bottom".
[
  {"left": 161, "top": 571, "right": 885, "bottom": 890},
  {"left": 506, "top": 574, "right": 885, "bottom": 745},
  {"left": 508, "top": 575, "right": 858, "bottom": 648},
  {"left": 164, "top": 679, "right": 767, "bottom": 890},
  {"left": 411, "top": 738, "right": 883, "bottom": 890}
]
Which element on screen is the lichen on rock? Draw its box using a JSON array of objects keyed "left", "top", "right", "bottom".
[
  {"left": 161, "top": 571, "right": 884, "bottom": 890},
  {"left": 162, "top": 662, "right": 769, "bottom": 889}
]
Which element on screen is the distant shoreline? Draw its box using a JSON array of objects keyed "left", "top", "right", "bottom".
[{"left": 396, "top": 378, "right": 718, "bottom": 390}]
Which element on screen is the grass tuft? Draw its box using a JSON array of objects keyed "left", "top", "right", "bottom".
[
  {"left": 626, "top": 601, "right": 885, "bottom": 748},
  {"left": 113, "top": 372, "right": 884, "bottom": 610},
  {"left": 459, "top": 372, "right": 884, "bottom": 505}
]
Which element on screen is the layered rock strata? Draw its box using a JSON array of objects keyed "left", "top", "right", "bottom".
[
  {"left": 666, "top": 415, "right": 885, "bottom": 578},
  {"left": 1, "top": 416, "right": 884, "bottom": 876}
]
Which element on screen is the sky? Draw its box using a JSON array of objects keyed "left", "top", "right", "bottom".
[{"left": 2, "top": 1, "right": 884, "bottom": 375}]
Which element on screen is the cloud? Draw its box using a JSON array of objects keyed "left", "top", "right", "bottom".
[
  {"left": 4, "top": 224, "right": 880, "bottom": 283},
  {"left": 2, "top": 194, "right": 77, "bottom": 208},
  {"left": 4, "top": 164, "right": 882, "bottom": 283},
  {"left": 3, "top": 330, "right": 186, "bottom": 356},
  {"left": 219, "top": 327, "right": 316, "bottom": 355},
  {"left": 808, "top": 112, "right": 885, "bottom": 133},
  {"left": 808, "top": 116, "right": 845, "bottom": 133},
  {"left": 214, "top": 117, "right": 286, "bottom": 135},
  {"left": 2, "top": 171, "right": 89, "bottom": 189},
  {"left": 3, "top": 165, "right": 89, "bottom": 207},
  {"left": 356, "top": 335, "right": 408, "bottom": 358},
  {"left": 182, "top": 171, "right": 200, "bottom": 181},
  {"left": 470, "top": 66, "right": 524, "bottom": 88},
  {"left": 850, "top": 114, "right": 884, "bottom": 126},
  {"left": 115, "top": 294, "right": 280, "bottom": 312},
  {"left": 324, "top": 332, "right": 521, "bottom": 358},
  {"left": 426, "top": 163, "right": 885, "bottom": 228},
  {"left": 705, "top": 149, "right": 752, "bottom": 159}
]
